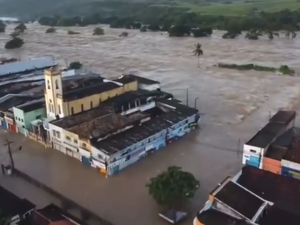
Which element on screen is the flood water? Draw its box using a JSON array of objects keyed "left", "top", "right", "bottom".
[
  {"left": 1, "top": 23, "right": 300, "bottom": 125},
  {"left": 1, "top": 23, "right": 300, "bottom": 225}
]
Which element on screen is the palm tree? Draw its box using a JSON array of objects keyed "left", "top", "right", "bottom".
[{"left": 193, "top": 43, "right": 203, "bottom": 68}]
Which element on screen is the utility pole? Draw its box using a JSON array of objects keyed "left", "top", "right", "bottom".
[
  {"left": 186, "top": 88, "right": 189, "bottom": 106},
  {"left": 4, "top": 139, "right": 14, "bottom": 170}
]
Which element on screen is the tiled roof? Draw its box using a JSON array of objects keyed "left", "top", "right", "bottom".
[
  {"left": 214, "top": 181, "right": 264, "bottom": 219},
  {"left": 237, "top": 166, "right": 300, "bottom": 216},
  {"left": 269, "top": 110, "right": 296, "bottom": 124},
  {"left": 245, "top": 122, "right": 286, "bottom": 148},
  {"left": 197, "top": 209, "right": 250, "bottom": 225}
]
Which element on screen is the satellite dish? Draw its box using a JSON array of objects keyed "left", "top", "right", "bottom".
[{"left": 92, "top": 129, "right": 100, "bottom": 137}]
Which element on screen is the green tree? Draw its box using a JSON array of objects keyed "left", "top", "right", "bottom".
[
  {"left": 140, "top": 26, "right": 147, "bottom": 32},
  {"left": 245, "top": 29, "right": 262, "bottom": 40},
  {"left": 10, "top": 30, "right": 21, "bottom": 38},
  {"left": 0, "top": 20, "right": 5, "bottom": 33},
  {"left": 14, "top": 23, "right": 27, "bottom": 33},
  {"left": 45, "top": 27, "right": 56, "bottom": 33},
  {"left": 148, "top": 24, "right": 161, "bottom": 31},
  {"left": 193, "top": 43, "right": 203, "bottom": 67},
  {"left": 146, "top": 166, "right": 199, "bottom": 212},
  {"left": 69, "top": 61, "right": 82, "bottom": 70},
  {"left": 5, "top": 37, "right": 24, "bottom": 49},
  {"left": 93, "top": 27, "right": 104, "bottom": 35}
]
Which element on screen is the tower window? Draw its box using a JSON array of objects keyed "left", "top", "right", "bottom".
[
  {"left": 90, "top": 101, "right": 93, "bottom": 109},
  {"left": 55, "top": 80, "right": 59, "bottom": 90},
  {"left": 58, "top": 104, "right": 61, "bottom": 114},
  {"left": 71, "top": 107, "right": 74, "bottom": 115},
  {"left": 47, "top": 80, "right": 50, "bottom": 89},
  {"left": 81, "top": 104, "right": 84, "bottom": 112}
]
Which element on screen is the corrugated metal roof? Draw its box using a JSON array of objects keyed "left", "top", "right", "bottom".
[{"left": 0, "top": 57, "right": 56, "bottom": 76}]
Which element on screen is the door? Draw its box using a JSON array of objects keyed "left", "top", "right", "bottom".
[
  {"left": 81, "top": 156, "right": 91, "bottom": 166},
  {"left": 66, "top": 149, "right": 73, "bottom": 157},
  {"left": 112, "top": 165, "right": 119, "bottom": 175}
]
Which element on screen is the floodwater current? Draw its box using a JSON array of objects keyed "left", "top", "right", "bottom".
[{"left": 0, "top": 23, "right": 300, "bottom": 125}]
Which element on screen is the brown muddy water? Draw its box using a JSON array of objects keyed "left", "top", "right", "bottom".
[{"left": 1, "top": 23, "right": 300, "bottom": 126}]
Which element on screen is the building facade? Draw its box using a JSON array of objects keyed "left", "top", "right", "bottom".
[
  {"left": 44, "top": 67, "right": 138, "bottom": 119},
  {"left": 13, "top": 100, "right": 46, "bottom": 135}
]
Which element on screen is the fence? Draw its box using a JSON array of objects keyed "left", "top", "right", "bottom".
[{"left": 13, "top": 168, "right": 114, "bottom": 225}]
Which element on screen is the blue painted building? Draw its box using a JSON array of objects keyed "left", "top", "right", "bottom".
[{"left": 91, "top": 99, "right": 199, "bottom": 175}]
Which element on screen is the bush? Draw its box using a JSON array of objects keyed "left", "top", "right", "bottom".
[
  {"left": 68, "top": 30, "right": 80, "bottom": 35},
  {"left": 169, "top": 25, "right": 190, "bottom": 37},
  {"left": 191, "top": 27, "right": 213, "bottom": 37},
  {"left": 14, "top": 23, "right": 27, "bottom": 33},
  {"left": 5, "top": 37, "right": 24, "bottom": 49},
  {"left": 45, "top": 27, "right": 56, "bottom": 33},
  {"left": 93, "top": 27, "right": 104, "bottom": 35},
  {"left": 69, "top": 61, "right": 82, "bottom": 70},
  {"left": 148, "top": 24, "right": 160, "bottom": 31},
  {"left": 218, "top": 63, "right": 276, "bottom": 72},
  {"left": 222, "top": 32, "right": 238, "bottom": 39},
  {"left": 140, "top": 26, "right": 147, "bottom": 32},
  {"left": 279, "top": 65, "right": 295, "bottom": 75},
  {"left": 119, "top": 32, "right": 128, "bottom": 37}
]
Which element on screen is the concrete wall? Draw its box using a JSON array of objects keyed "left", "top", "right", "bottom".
[
  {"left": 24, "top": 108, "right": 46, "bottom": 128},
  {"left": 13, "top": 107, "right": 26, "bottom": 134}
]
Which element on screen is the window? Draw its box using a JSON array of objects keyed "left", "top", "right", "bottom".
[
  {"left": 98, "top": 154, "right": 103, "bottom": 159},
  {"left": 48, "top": 104, "right": 52, "bottom": 112},
  {"left": 21, "top": 119, "right": 24, "bottom": 122},
  {"left": 55, "top": 79, "right": 59, "bottom": 89},
  {"left": 52, "top": 130, "right": 56, "bottom": 137},
  {"left": 82, "top": 143, "right": 87, "bottom": 148},
  {"left": 66, "top": 136, "right": 71, "bottom": 141},
  {"left": 185, "top": 120, "right": 188, "bottom": 124},
  {"left": 58, "top": 104, "right": 61, "bottom": 114},
  {"left": 74, "top": 139, "right": 78, "bottom": 144},
  {"left": 22, "top": 125, "right": 25, "bottom": 128},
  {"left": 81, "top": 104, "right": 84, "bottom": 112},
  {"left": 90, "top": 101, "right": 93, "bottom": 109},
  {"left": 15, "top": 116, "right": 18, "bottom": 120},
  {"left": 250, "top": 149, "right": 256, "bottom": 153},
  {"left": 36, "top": 115, "right": 41, "bottom": 120},
  {"left": 47, "top": 80, "right": 50, "bottom": 89},
  {"left": 56, "top": 131, "right": 60, "bottom": 138},
  {"left": 71, "top": 107, "right": 74, "bottom": 115}
]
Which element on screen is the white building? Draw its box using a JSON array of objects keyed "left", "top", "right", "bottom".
[{"left": 243, "top": 110, "right": 296, "bottom": 168}]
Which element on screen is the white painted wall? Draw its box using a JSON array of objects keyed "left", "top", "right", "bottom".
[
  {"left": 139, "top": 83, "right": 160, "bottom": 91},
  {"left": 48, "top": 123, "right": 65, "bottom": 152},
  {"left": 243, "top": 144, "right": 264, "bottom": 156},
  {"left": 282, "top": 159, "right": 300, "bottom": 171}
]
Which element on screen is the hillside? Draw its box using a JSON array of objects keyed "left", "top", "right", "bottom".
[{"left": 1, "top": 0, "right": 300, "bottom": 18}]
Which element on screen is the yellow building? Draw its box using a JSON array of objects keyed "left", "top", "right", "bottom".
[{"left": 44, "top": 67, "right": 138, "bottom": 119}]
